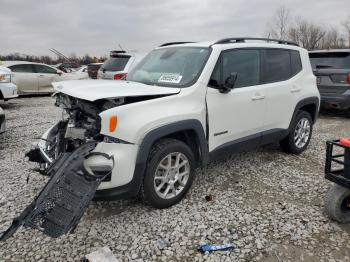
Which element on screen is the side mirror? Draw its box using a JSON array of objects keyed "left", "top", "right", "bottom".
[{"left": 220, "top": 72, "right": 238, "bottom": 93}]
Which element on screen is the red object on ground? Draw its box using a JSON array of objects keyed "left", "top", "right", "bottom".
[{"left": 339, "top": 137, "right": 350, "bottom": 148}]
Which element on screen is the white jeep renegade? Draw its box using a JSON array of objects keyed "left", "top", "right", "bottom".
[{"left": 31, "top": 38, "right": 320, "bottom": 209}]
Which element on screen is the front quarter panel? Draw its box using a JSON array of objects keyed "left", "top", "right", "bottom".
[{"left": 98, "top": 84, "right": 207, "bottom": 145}]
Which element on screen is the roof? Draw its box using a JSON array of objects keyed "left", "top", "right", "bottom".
[
  {"left": 158, "top": 37, "right": 301, "bottom": 50},
  {"left": 309, "top": 49, "right": 350, "bottom": 53},
  {"left": 0, "top": 60, "right": 52, "bottom": 67}
]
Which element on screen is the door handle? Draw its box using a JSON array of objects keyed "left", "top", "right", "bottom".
[
  {"left": 38, "top": 75, "right": 45, "bottom": 77},
  {"left": 291, "top": 86, "right": 301, "bottom": 93},
  {"left": 251, "top": 94, "right": 265, "bottom": 101}
]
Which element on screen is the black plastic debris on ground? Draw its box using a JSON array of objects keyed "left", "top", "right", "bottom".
[{"left": 0, "top": 142, "right": 114, "bottom": 240}]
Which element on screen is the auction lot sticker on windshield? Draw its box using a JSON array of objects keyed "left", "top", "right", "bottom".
[{"left": 158, "top": 73, "right": 183, "bottom": 84}]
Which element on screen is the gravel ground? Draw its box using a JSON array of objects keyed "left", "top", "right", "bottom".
[{"left": 1, "top": 96, "right": 350, "bottom": 262}]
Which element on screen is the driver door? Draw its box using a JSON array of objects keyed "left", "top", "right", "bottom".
[{"left": 206, "top": 49, "right": 267, "bottom": 152}]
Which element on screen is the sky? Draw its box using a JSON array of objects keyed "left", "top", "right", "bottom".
[{"left": 0, "top": 0, "right": 349, "bottom": 57}]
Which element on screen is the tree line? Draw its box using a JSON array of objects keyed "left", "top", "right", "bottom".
[
  {"left": 0, "top": 53, "right": 106, "bottom": 66},
  {"left": 266, "top": 6, "right": 350, "bottom": 50}
]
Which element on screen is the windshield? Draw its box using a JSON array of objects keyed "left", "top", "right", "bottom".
[
  {"left": 101, "top": 56, "right": 130, "bottom": 71},
  {"left": 309, "top": 52, "right": 350, "bottom": 69},
  {"left": 127, "top": 47, "right": 210, "bottom": 87}
]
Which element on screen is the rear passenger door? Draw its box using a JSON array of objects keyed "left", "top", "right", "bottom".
[
  {"left": 9, "top": 64, "right": 38, "bottom": 94},
  {"left": 33, "top": 64, "right": 58, "bottom": 92},
  {"left": 206, "top": 49, "right": 266, "bottom": 151},
  {"left": 260, "top": 49, "right": 302, "bottom": 134}
]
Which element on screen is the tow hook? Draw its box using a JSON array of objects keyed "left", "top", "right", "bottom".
[{"left": 0, "top": 142, "right": 114, "bottom": 241}]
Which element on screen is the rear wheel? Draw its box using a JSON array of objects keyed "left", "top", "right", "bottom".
[
  {"left": 140, "top": 138, "right": 196, "bottom": 208},
  {"left": 280, "top": 111, "right": 313, "bottom": 154},
  {"left": 325, "top": 184, "right": 350, "bottom": 223}
]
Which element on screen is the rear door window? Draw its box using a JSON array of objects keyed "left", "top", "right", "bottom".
[
  {"left": 33, "top": 65, "right": 57, "bottom": 74},
  {"left": 262, "top": 49, "right": 291, "bottom": 83},
  {"left": 101, "top": 56, "right": 131, "bottom": 71},
  {"left": 309, "top": 52, "right": 350, "bottom": 69},
  {"left": 8, "top": 64, "right": 35, "bottom": 73}
]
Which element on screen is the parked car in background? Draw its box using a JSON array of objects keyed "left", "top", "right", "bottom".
[
  {"left": 309, "top": 49, "right": 350, "bottom": 111},
  {"left": 0, "top": 66, "right": 18, "bottom": 101},
  {"left": 2, "top": 61, "right": 86, "bottom": 95},
  {"left": 87, "top": 63, "right": 103, "bottom": 79},
  {"left": 0, "top": 106, "right": 5, "bottom": 133},
  {"left": 77, "top": 65, "right": 87, "bottom": 73},
  {"left": 97, "top": 51, "right": 144, "bottom": 80},
  {"left": 56, "top": 62, "right": 80, "bottom": 73}
]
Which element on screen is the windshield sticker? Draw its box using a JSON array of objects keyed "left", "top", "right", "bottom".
[{"left": 158, "top": 74, "right": 183, "bottom": 84}]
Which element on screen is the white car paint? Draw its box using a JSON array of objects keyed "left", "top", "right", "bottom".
[
  {"left": 38, "top": 40, "right": 320, "bottom": 192},
  {"left": 52, "top": 80, "right": 180, "bottom": 101},
  {"left": 0, "top": 66, "right": 18, "bottom": 100},
  {"left": 97, "top": 53, "right": 145, "bottom": 80},
  {"left": 1, "top": 61, "right": 86, "bottom": 94}
]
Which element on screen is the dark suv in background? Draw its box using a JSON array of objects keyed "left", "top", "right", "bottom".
[
  {"left": 309, "top": 50, "right": 350, "bottom": 112},
  {"left": 87, "top": 63, "right": 103, "bottom": 79}
]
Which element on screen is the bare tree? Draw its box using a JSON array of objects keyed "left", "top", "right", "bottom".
[
  {"left": 342, "top": 15, "right": 350, "bottom": 47},
  {"left": 287, "top": 19, "right": 326, "bottom": 50},
  {"left": 267, "top": 5, "right": 291, "bottom": 40},
  {"left": 319, "top": 28, "right": 346, "bottom": 49}
]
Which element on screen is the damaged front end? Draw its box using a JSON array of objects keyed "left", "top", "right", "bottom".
[
  {"left": 27, "top": 92, "right": 123, "bottom": 168},
  {"left": 0, "top": 93, "right": 120, "bottom": 240}
]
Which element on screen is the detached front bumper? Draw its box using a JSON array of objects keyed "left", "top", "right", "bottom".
[{"left": 1, "top": 142, "right": 116, "bottom": 241}]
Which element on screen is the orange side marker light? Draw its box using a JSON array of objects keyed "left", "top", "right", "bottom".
[{"left": 109, "top": 116, "right": 118, "bottom": 132}]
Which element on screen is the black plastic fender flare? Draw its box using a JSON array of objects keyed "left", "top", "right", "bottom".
[{"left": 94, "top": 119, "right": 208, "bottom": 200}]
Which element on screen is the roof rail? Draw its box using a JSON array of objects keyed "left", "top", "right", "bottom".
[
  {"left": 159, "top": 42, "right": 195, "bottom": 47},
  {"left": 213, "top": 37, "right": 298, "bottom": 46}
]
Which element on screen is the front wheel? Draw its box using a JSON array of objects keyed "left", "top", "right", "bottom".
[
  {"left": 280, "top": 111, "right": 313, "bottom": 154},
  {"left": 140, "top": 138, "right": 196, "bottom": 208},
  {"left": 325, "top": 184, "right": 350, "bottom": 223}
]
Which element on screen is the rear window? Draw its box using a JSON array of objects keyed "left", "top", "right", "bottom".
[
  {"left": 262, "top": 49, "right": 291, "bottom": 83},
  {"left": 290, "top": 50, "right": 302, "bottom": 75},
  {"left": 309, "top": 52, "right": 350, "bottom": 69},
  {"left": 100, "top": 56, "right": 130, "bottom": 71}
]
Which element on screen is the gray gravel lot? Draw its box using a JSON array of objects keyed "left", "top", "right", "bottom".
[{"left": 1, "top": 96, "right": 350, "bottom": 261}]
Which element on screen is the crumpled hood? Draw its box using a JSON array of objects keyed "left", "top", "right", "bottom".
[{"left": 52, "top": 80, "right": 180, "bottom": 101}]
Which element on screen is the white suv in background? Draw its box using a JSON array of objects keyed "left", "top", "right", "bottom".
[
  {"left": 28, "top": 38, "right": 320, "bottom": 209},
  {"left": 97, "top": 51, "right": 145, "bottom": 80},
  {"left": 0, "top": 66, "right": 18, "bottom": 101}
]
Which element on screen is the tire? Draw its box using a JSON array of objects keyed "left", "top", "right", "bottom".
[
  {"left": 325, "top": 184, "right": 350, "bottom": 223},
  {"left": 280, "top": 111, "right": 313, "bottom": 154},
  {"left": 140, "top": 138, "right": 196, "bottom": 209}
]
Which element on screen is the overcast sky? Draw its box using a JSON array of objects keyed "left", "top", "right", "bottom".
[{"left": 1, "top": 0, "right": 349, "bottom": 57}]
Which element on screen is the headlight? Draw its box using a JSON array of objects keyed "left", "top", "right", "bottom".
[{"left": 0, "top": 74, "right": 11, "bottom": 83}]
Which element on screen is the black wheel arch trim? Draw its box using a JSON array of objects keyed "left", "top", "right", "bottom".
[
  {"left": 288, "top": 96, "right": 319, "bottom": 130},
  {"left": 94, "top": 119, "right": 208, "bottom": 200}
]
